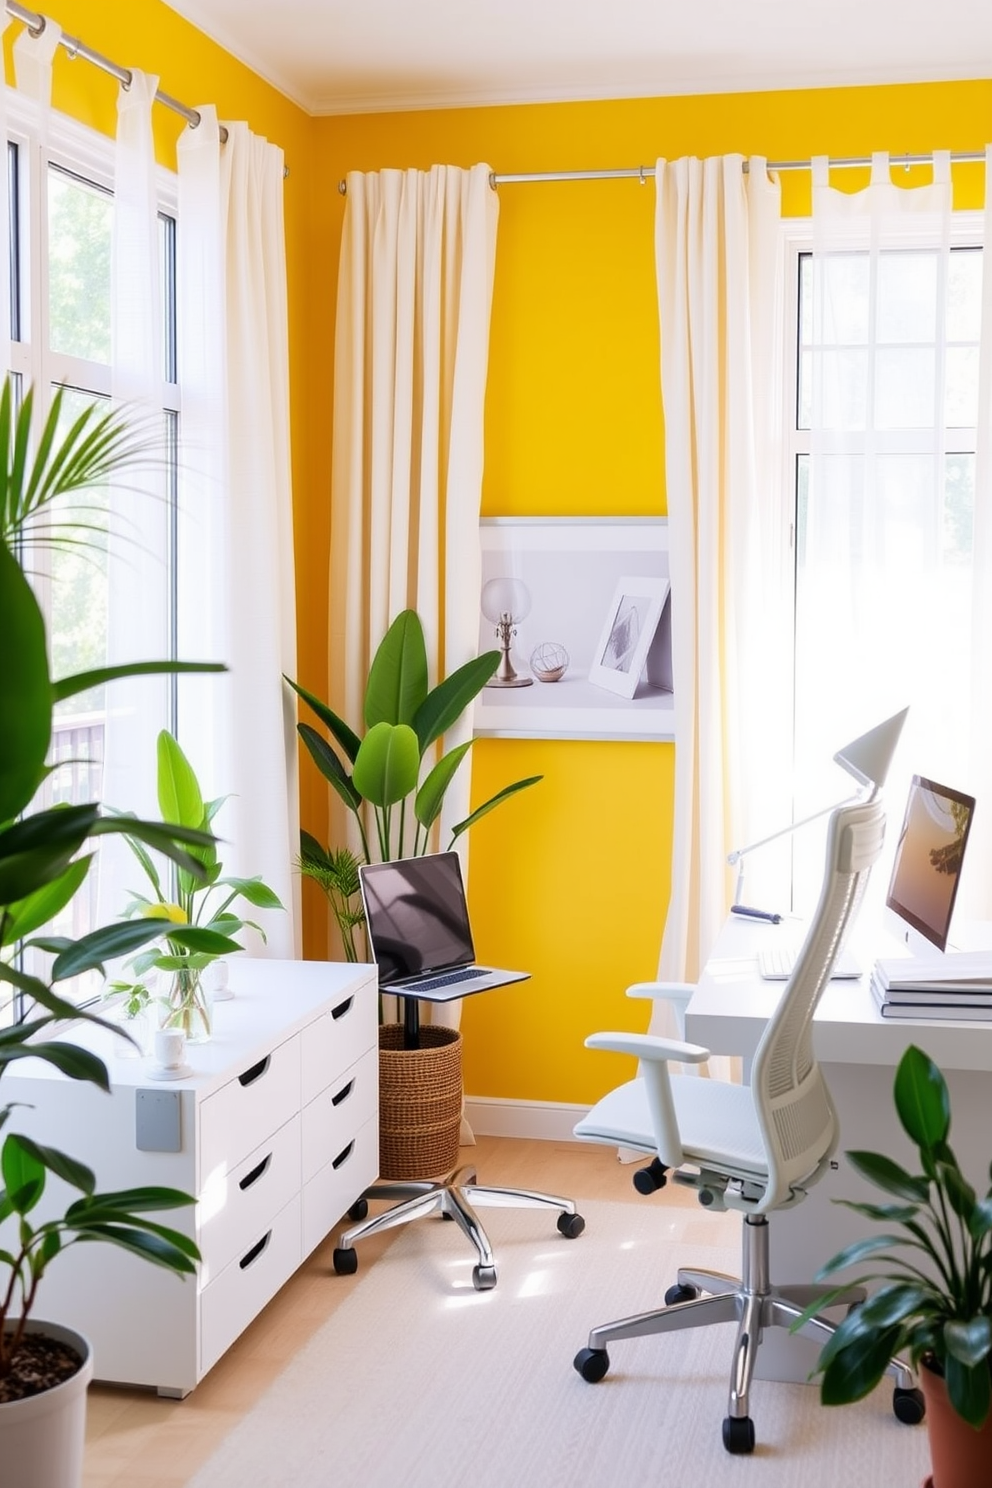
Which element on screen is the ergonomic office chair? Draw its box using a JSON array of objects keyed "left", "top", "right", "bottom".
[{"left": 572, "top": 797, "right": 924, "bottom": 1454}]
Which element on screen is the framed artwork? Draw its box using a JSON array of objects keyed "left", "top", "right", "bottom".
[
  {"left": 589, "top": 576, "right": 671, "bottom": 699},
  {"left": 475, "top": 517, "right": 673, "bottom": 741}
]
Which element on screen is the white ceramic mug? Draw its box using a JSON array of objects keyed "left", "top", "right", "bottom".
[{"left": 153, "top": 1026, "right": 186, "bottom": 1071}]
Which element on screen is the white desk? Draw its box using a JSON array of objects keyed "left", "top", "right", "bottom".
[{"left": 686, "top": 914, "right": 992, "bottom": 1382}]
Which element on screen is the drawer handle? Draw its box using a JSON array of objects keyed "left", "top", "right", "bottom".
[
  {"left": 238, "top": 1154, "right": 272, "bottom": 1191},
  {"left": 239, "top": 1231, "right": 272, "bottom": 1270},
  {"left": 332, "top": 1140, "right": 354, "bottom": 1170},
  {"left": 238, "top": 1055, "right": 271, "bottom": 1087},
  {"left": 331, "top": 996, "right": 353, "bottom": 1021},
  {"left": 331, "top": 1080, "right": 354, "bottom": 1108}
]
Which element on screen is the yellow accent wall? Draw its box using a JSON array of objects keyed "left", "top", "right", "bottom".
[
  {"left": 26, "top": 5, "right": 992, "bottom": 1104},
  {"left": 314, "top": 83, "right": 990, "bottom": 1107}
]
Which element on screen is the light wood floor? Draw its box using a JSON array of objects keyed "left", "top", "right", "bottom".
[{"left": 83, "top": 1137, "right": 713, "bottom": 1488}]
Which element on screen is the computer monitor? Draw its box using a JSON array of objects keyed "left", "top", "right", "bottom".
[{"left": 885, "top": 775, "right": 976, "bottom": 954}]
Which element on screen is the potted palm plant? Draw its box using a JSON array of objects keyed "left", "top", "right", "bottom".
[
  {"left": 806, "top": 1043, "right": 992, "bottom": 1488},
  {"left": 113, "top": 729, "right": 284, "bottom": 1041},
  {"left": 0, "top": 381, "right": 224, "bottom": 1487},
  {"left": 287, "top": 609, "right": 542, "bottom": 1178}
]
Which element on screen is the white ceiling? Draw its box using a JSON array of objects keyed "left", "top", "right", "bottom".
[{"left": 163, "top": 0, "right": 992, "bottom": 117}]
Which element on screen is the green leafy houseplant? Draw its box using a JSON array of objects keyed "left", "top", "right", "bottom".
[
  {"left": 114, "top": 730, "right": 284, "bottom": 1040},
  {"left": 808, "top": 1044, "right": 992, "bottom": 1430},
  {"left": 287, "top": 609, "right": 541, "bottom": 960},
  {"left": 0, "top": 381, "right": 224, "bottom": 1402}
]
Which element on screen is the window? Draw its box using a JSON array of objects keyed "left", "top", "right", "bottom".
[
  {"left": 7, "top": 105, "right": 180, "bottom": 1009},
  {"left": 785, "top": 220, "right": 983, "bottom": 907}
]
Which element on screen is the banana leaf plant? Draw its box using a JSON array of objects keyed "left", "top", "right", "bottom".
[
  {"left": 287, "top": 608, "right": 541, "bottom": 956},
  {"left": 0, "top": 382, "right": 227, "bottom": 1382}
]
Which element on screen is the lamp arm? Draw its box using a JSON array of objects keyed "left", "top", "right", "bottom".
[{"left": 726, "top": 797, "right": 852, "bottom": 869}]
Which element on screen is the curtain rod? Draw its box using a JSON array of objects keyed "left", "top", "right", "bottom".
[
  {"left": 4, "top": 1, "right": 228, "bottom": 143},
  {"left": 337, "top": 149, "right": 987, "bottom": 195}
]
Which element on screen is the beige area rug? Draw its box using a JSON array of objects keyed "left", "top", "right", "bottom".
[{"left": 188, "top": 1199, "right": 931, "bottom": 1488}]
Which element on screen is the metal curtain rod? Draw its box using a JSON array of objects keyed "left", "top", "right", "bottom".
[
  {"left": 337, "top": 149, "right": 987, "bottom": 195},
  {"left": 489, "top": 150, "right": 987, "bottom": 187},
  {"left": 4, "top": 0, "right": 229, "bottom": 143}
]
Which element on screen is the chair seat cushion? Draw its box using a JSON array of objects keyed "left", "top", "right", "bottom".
[{"left": 575, "top": 1073, "right": 767, "bottom": 1178}]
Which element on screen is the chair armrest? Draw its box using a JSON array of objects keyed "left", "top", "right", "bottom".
[
  {"left": 585, "top": 1031, "right": 710, "bottom": 1064},
  {"left": 625, "top": 981, "right": 696, "bottom": 1002},
  {"left": 625, "top": 981, "right": 697, "bottom": 1040},
  {"left": 584, "top": 1031, "right": 711, "bottom": 1168}
]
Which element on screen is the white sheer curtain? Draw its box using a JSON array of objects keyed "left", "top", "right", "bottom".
[
  {"left": 176, "top": 110, "right": 299, "bottom": 955},
  {"left": 329, "top": 164, "right": 498, "bottom": 997},
  {"left": 99, "top": 70, "right": 171, "bottom": 925},
  {"left": 653, "top": 156, "right": 787, "bottom": 1042},
  {"left": 802, "top": 152, "right": 990, "bottom": 916}
]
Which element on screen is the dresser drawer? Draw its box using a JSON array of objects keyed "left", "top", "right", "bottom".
[
  {"left": 199, "top": 1194, "right": 302, "bottom": 1378},
  {"left": 301, "top": 983, "right": 375, "bottom": 1105},
  {"left": 198, "top": 1114, "right": 301, "bottom": 1285},
  {"left": 301, "top": 1112, "right": 378, "bottom": 1258},
  {"left": 301, "top": 1045, "right": 377, "bottom": 1185},
  {"left": 199, "top": 1035, "right": 301, "bottom": 1181}
]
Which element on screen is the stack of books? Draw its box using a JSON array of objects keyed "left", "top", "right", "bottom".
[{"left": 871, "top": 952, "right": 992, "bottom": 1020}]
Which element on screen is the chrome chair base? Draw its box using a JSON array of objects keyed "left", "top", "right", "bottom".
[
  {"left": 333, "top": 1162, "right": 585, "bottom": 1291},
  {"left": 574, "top": 1213, "right": 920, "bottom": 1453}
]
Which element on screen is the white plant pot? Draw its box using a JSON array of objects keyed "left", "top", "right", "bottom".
[{"left": 0, "top": 1320, "right": 94, "bottom": 1488}]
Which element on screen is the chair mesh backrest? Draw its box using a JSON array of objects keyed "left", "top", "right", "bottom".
[{"left": 749, "top": 797, "right": 886, "bottom": 1208}]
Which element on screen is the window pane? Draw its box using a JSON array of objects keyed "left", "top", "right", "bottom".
[{"left": 48, "top": 167, "right": 111, "bottom": 362}]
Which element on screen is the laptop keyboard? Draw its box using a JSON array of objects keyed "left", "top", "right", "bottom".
[{"left": 401, "top": 967, "right": 490, "bottom": 993}]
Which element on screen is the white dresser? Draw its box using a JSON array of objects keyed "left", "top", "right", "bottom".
[{"left": 3, "top": 958, "right": 378, "bottom": 1396}]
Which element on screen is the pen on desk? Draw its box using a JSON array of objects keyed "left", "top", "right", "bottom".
[{"left": 730, "top": 904, "right": 783, "bottom": 925}]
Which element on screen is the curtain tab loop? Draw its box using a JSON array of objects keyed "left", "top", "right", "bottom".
[{"left": 810, "top": 155, "right": 830, "bottom": 188}]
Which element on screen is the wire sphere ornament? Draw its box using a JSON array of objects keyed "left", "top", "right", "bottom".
[{"left": 530, "top": 641, "right": 569, "bottom": 683}]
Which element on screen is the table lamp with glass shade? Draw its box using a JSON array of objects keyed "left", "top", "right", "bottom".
[{"left": 481, "top": 576, "right": 533, "bottom": 687}]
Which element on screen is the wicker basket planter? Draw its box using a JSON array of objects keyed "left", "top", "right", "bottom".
[{"left": 378, "top": 1023, "right": 463, "bottom": 1180}]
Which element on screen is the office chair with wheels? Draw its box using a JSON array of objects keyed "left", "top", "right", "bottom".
[{"left": 571, "top": 797, "right": 924, "bottom": 1454}]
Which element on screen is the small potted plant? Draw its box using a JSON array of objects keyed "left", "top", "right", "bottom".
[
  {"left": 806, "top": 1043, "right": 992, "bottom": 1488},
  {"left": 115, "top": 730, "right": 284, "bottom": 1042}
]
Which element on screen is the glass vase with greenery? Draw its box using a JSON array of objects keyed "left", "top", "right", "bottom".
[{"left": 115, "top": 730, "right": 284, "bottom": 1040}]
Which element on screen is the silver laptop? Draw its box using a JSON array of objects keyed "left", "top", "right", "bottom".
[{"left": 359, "top": 852, "right": 530, "bottom": 1001}]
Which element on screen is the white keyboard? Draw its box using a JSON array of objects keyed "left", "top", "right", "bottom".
[{"left": 758, "top": 945, "right": 862, "bottom": 981}]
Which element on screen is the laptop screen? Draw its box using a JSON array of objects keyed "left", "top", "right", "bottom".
[{"left": 360, "top": 852, "right": 475, "bottom": 988}]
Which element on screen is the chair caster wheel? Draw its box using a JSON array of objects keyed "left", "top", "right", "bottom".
[
  {"left": 893, "top": 1386, "right": 925, "bottom": 1425},
  {"left": 472, "top": 1264, "right": 497, "bottom": 1291},
  {"left": 632, "top": 1157, "right": 668, "bottom": 1195},
  {"left": 557, "top": 1212, "right": 585, "bottom": 1239},
  {"left": 574, "top": 1347, "right": 610, "bottom": 1383},
  {"left": 665, "top": 1283, "right": 700, "bottom": 1306},
  {"left": 347, "top": 1198, "right": 369, "bottom": 1222},
  {"left": 722, "top": 1416, "right": 755, "bottom": 1454},
  {"left": 332, "top": 1247, "right": 358, "bottom": 1276}
]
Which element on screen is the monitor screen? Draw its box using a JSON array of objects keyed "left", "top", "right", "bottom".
[{"left": 885, "top": 776, "right": 976, "bottom": 952}]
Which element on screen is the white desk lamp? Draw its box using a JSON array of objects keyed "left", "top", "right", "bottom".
[{"left": 727, "top": 707, "right": 909, "bottom": 914}]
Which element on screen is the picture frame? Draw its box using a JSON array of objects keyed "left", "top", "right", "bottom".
[
  {"left": 475, "top": 517, "right": 673, "bottom": 741},
  {"left": 588, "top": 576, "right": 671, "bottom": 699}
]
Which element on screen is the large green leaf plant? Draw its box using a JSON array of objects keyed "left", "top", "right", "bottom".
[
  {"left": 804, "top": 1044, "right": 992, "bottom": 1428},
  {"left": 0, "top": 383, "right": 223, "bottom": 1381},
  {"left": 287, "top": 609, "right": 541, "bottom": 959}
]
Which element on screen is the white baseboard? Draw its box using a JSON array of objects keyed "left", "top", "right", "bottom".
[{"left": 464, "top": 1095, "right": 589, "bottom": 1142}]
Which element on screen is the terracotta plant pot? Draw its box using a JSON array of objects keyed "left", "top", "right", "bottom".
[
  {"left": 0, "top": 1321, "right": 94, "bottom": 1488},
  {"left": 920, "top": 1358, "right": 992, "bottom": 1488}
]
